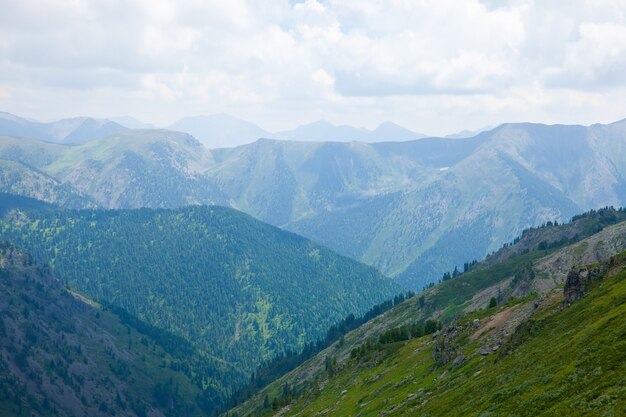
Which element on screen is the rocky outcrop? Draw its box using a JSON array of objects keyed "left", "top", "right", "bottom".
[
  {"left": 433, "top": 325, "right": 465, "bottom": 366},
  {"left": 563, "top": 266, "right": 604, "bottom": 304}
]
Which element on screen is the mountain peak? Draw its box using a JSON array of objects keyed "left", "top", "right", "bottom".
[
  {"left": 0, "top": 111, "right": 28, "bottom": 122},
  {"left": 109, "top": 116, "right": 155, "bottom": 129},
  {"left": 370, "top": 121, "right": 427, "bottom": 141},
  {"left": 375, "top": 120, "right": 402, "bottom": 129},
  {"left": 168, "top": 114, "right": 269, "bottom": 149},
  {"left": 305, "top": 119, "right": 335, "bottom": 128}
]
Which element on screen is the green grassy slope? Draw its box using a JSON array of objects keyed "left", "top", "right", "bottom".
[
  {"left": 0, "top": 202, "right": 402, "bottom": 405},
  {"left": 228, "top": 214, "right": 626, "bottom": 416},
  {"left": 235, "top": 253, "right": 626, "bottom": 417},
  {"left": 287, "top": 263, "right": 625, "bottom": 416}
]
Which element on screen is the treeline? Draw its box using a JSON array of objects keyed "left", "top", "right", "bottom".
[
  {"left": 570, "top": 206, "right": 626, "bottom": 222},
  {"left": 441, "top": 259, "right": 479, "bottom": 282},
  {"left": 515, "top": 206, "right": 626, "bottom": 246},
  {"left": 227, "top": 291, "right": 414, "bottom": 408},
  {"left": 351, "top": 319, "right": 441, "bottom": 360}
]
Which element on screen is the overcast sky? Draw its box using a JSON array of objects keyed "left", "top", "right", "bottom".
[{"left": 1, "top": 0, "right": 625, "bottom": 135}]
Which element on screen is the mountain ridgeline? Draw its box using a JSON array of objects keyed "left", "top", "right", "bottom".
[
  {"left": 2, "top": 118, "right": 626, "bottom": 288},
  {"left": 0, "top": 199, "right": 402, "bottom": 407},
  {"left": 0, "top": 112, "right": 128, "bottom": 144}
]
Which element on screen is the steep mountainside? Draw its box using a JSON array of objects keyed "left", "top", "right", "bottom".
[
  {"left": 228, "top": 211, "right": 626, "bottom": 417},
  {"left": 0, "top": 162, "right": 96, "bottom": 209},
  {"left": 1, "top": 119, "right": 626, "bottom": 288},
  {"left": 0, "top": 202, "right": 402, "bottom": 402},
  {"left": 256, "top": 254, "right": 626, "bottom": 417},
  {"left": 0, "top": 241, "right": 221, "bottom": 417},
  {"left": 44, "top": 130, "right": 228, "bottom": 208}
]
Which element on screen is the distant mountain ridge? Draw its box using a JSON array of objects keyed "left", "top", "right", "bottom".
[
  {"left": 0, "top": 112, "right": 128, "bottom": 144},
  {"left": 2, "top": 117, "right": 626, "bottom": 288},
  {"left": 166, "top": 115, "right": 428, "bottom": 147},
  {"left": 1, "top": 111, "right": 430, "bottom": 147},
  {"left": 168, "top": 114, "right": 271, "bottom": 148},
  {"left": 271, "top": 120, "right": 427, "bottom": 142}
]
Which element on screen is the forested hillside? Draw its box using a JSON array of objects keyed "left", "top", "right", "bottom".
[
  {"left": 0, "top": 241, "right": 219, "bottom": 416},
  {"left": 0, "top": 202, "right": 402, "bottom": 402}
]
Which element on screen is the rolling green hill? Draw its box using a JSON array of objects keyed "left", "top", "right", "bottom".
[
  {"left": 0, "top": 201, "right": 402, "bottom": 405},
  {"left": 228, "top": 209, "right": 626, "bottom": 416},
  {"left": 0, "top": 241, "right": 218, "bottom": 417}
]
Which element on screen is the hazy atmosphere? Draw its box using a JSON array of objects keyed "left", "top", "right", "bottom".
[
  {"left": 1, "top": 2, "right": 626, "bottom": 417},
  {"left": 2, "top": 0, "right": 626, "bottom": 134}
]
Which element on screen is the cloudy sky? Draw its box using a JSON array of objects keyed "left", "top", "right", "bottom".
[{"left": 1, "top": 0, "right": 625, "bottom": 135}]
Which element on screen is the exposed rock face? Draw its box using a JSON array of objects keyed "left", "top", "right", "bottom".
[
  {"left": 434, "top": 325, "right": 465, "bottom": 366},
  {"left": 563, "top": 267, "right": 603, "bottom": 304}
]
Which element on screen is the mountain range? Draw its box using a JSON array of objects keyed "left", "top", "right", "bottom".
[
  {"left": 2, "top": 117, "right": 626, "bottom": 288},
  {"left": 3, "top": 200, "right": 625, "bottom": 417},
  {"left": 167, "top": 115, "right": 428, "bottom": 148},
  {"left": 1, "top": 118, "right": 625, "bottom": 416},
  {"left": 271, "top": 119, "right": 427, "bottom": 143},
  {"left": 0, "top": 112, "right": 430, "bottom": 149}
]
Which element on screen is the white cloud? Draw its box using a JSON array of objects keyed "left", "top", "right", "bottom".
[
  {"left": 547, "top": 22, "right": 626, "bottom": 87},
  {"left": 0, "top": 0, "right": 625, "bottom": 135}
]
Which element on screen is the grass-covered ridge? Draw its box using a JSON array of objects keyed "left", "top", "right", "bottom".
[{"left": 0, "top": 202, "right": 402, "bottom": 408}]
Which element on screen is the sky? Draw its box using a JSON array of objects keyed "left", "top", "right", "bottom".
[{"left": 1, "top": 0, "right": 626, "bottom": 136}]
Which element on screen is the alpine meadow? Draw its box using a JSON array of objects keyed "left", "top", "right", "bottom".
[{"left": 1, "top": 1, "right": 625, "bottom": 417}]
